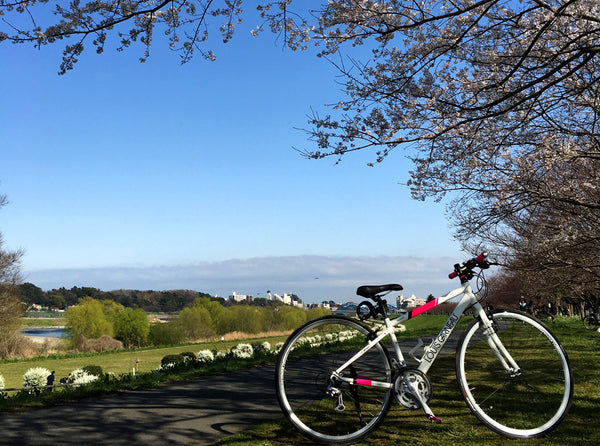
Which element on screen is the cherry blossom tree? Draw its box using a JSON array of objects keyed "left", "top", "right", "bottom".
[
  {"left": 0, "top": 1, "right": 311, "bottom": 74},
  {"left": 285, "top": 0, "right": 600, "bottom": 303},
  {"left": 2, "top": 1, "right": 599, "bottom": 300},
  {"left": 3, "top": 2, "right": 598, "bottom": 192}
]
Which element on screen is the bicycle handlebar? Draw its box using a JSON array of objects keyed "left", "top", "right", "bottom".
[{"left": 449, "top": 252, "right": 490, "bottom": 281}]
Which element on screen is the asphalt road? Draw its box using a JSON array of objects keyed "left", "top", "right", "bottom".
[{"left": 0, "top": 366, "right": 281, "bottom": 446}]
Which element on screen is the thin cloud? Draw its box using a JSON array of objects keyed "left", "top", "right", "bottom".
[{"left": 24, "top": 255, "right": 461, "bottom": 303}]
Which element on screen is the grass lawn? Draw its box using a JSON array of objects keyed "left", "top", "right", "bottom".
[
  {"left": 20, "top": 317, "right": 66, "bottom": 328},
  {"left": 210, "top": 316, "right": 599, "bottom": 446},
  {"left": 0, "top": 333, "right": 290, "bottom": 389},
  {"left": 4, "top": 314, "right": 450, "bottom": 390}
]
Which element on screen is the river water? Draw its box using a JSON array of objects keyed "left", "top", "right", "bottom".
[{"left": 21, "top": 327, "right": 66, "bottom": 338}]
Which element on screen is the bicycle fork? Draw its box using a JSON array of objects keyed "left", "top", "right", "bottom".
[{"left": 478, "top": 311, "right": 522, "bottom": 377}]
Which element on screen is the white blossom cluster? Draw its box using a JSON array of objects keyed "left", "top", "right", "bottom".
[
  {"left": 69, "top": 369, "right": 99, "bottom": 385},
  {"left": 197, "top": 349, "right": 215, "bottom": 363},
  {"left": 155, "top": 362, "right": 176, "bottom": 371},
  {"left": 0, "top": 373, "right": 5, "bottom": 390},
  {"left": 22, "top": 367, "right": 51, "bottom": 393},
  {"left": 230, "top": 343, "right": 254, "bottom": 359},
  {"left": 299, "top": 329, "right": 360, "bottom": 348}
]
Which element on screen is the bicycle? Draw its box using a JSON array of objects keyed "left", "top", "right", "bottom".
[
  {"left": 583, "top": 312, "right": 600, "bottom": 331},
  {"left": 275, "top": 253, "right": 573, "bottom": 444}
]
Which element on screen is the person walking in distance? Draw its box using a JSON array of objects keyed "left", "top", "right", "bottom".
[{"left": 47, "top": 371, "right": 55, "bottom": 390}]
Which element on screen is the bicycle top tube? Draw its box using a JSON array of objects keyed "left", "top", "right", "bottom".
[
  {"left": 354, "top": 253, "right": 491, "bottom": 323},
  {"left": 408, "top": 284, "right": 469, "bottom": 319}
]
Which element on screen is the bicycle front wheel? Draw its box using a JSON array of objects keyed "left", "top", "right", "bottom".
[
  {"left": 456, "top": 310, "right": 573, "bottom": 438},
  {"left": 275, "top": 316, "right": 394, "bottom": 445}
]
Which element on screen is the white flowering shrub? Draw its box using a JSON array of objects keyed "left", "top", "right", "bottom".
[
  {"left": 23, "top": 367, "right": 51, "bottom": 394},
  {"left": 274, "top": 342, "right": 284, "bottom": 352},
  {"left": 230, "top": 343, "right": 253, "bottom": 359},
  {"left": 70, "top": 369, "right": 99, "bottom": 385},
  {"left": 197, "top": 349, "right": 215, "bottom": 363},
  {"left": 216, "top": 351, "right": 227, "bottom": 359},
  {"left": 260, "top": 341, "right": 271, "bottom": 352},
  {"left": 154, "top": 363, "right": 175, "bottom": 372},
  {"left": 0, "top": 373, "right": 5, "bottom": 390},
  {"left": 297, "top": 337, "right": 310, "bottom": 346}
]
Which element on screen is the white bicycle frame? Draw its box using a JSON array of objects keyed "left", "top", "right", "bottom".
[{"left": 331, "top": 280, "right": 522, "bottom": 417}]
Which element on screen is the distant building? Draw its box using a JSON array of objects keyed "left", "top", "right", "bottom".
[
  {"left": 267, "top": 291, "right": 283, "bottom": 302},
  {"left": 229, "top": 292, "right": 252, "bottom": 303},
  {"left": 266, "top": 291, "right": 303, "bottom": 308},
  {"left": 284, "top": 293, "right": 303, "bottom": 308},
  {"left": 397, "top": 294, "right": 426, "bottom": 309}
]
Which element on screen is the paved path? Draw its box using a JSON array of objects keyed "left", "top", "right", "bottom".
[{"left": 0, "top": 366, "right": 281, "bottom": 446}]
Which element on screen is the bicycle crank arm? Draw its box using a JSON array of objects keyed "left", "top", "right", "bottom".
[{"left": 404, "top": 379, "right": 441, "bottom": 424}]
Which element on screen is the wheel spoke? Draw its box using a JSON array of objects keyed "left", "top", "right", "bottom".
[
  {"left": 457, "top": 311, "right": 573, "bottom": 438},
  {"left": 275, "top": 316, "right": 393, "bottom": 444}
]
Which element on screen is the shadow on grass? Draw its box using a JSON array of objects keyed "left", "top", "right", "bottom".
[{"left": 212, "top": 320, "right": 599, "bottom": 446}]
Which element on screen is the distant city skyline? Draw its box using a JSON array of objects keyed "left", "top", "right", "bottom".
[{"left": 22, "top": 255, "right": 461, "bottom": 305}]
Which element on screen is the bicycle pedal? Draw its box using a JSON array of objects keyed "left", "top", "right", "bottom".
[{"left": 427, "top": 413, "right": 442, "bottom": 423}]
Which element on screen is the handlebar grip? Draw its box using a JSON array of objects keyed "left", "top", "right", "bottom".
[
  {"left": 449, "top": 253, "right": 488, "bottom": 279},
  {"left": 475, "top": 252, "right": 488, "bottom": 262}
]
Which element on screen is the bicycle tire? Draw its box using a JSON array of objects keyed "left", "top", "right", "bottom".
[
  {"left": 583, "top": 315, "right": 597, "bottom": 330},
  {"left": 275, "top": 316, "right": 394, "bottom": 444},
  {"left": 456, "top": 310, "right": 573, "bottom": 438}
]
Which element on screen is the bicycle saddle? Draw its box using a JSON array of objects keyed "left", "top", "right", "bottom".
[{"left": 356, "top": 284, "right": 403, "bottom": 299}]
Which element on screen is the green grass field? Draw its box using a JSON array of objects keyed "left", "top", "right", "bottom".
[
  {"left": 210, "top": 316, "right": 599, "bottom": 446},
  {"left": 6, "top": 313, "right": 455, "bottom": 390},
  {"left": 21, "top": 317, "right": 66, "bottom": 328},
  {"left": 0, "top": 333, "right": 289, "bottom": 389}
]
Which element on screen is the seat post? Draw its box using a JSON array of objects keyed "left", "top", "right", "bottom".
[{"left": 378, "top": 298, "right": 389, "bottom": 318}]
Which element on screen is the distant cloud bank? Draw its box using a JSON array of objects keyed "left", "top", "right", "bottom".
[{"left": 24, "top": 255, "right": 461, "bottom": 303}]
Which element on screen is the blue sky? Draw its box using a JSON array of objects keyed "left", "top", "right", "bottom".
[{"left": 0, "top": 11, "right": 463, "bottom": 303}]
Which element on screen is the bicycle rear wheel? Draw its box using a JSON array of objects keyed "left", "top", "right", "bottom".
[
  {"left": 456, "top": 310, "right": 573, "bottom": 438},
  {"left": 275, "top": 316, "right": 394, "bottom": 445}
]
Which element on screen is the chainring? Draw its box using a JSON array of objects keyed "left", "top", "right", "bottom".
[{"left": 394, "top": 368, "right": 433, "bottom": 410}]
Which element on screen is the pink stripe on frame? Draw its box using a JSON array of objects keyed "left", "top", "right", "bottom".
[
  {"left": 412, "top": 298, "right": 439, "bottom": 317},
  {"left": 356, "top": 378, "right": 372, "bottom": 386}
]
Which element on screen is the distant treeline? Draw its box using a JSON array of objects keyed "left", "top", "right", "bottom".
[{"left": 19, "top": 283, "right": 216, "bottom": 313}]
